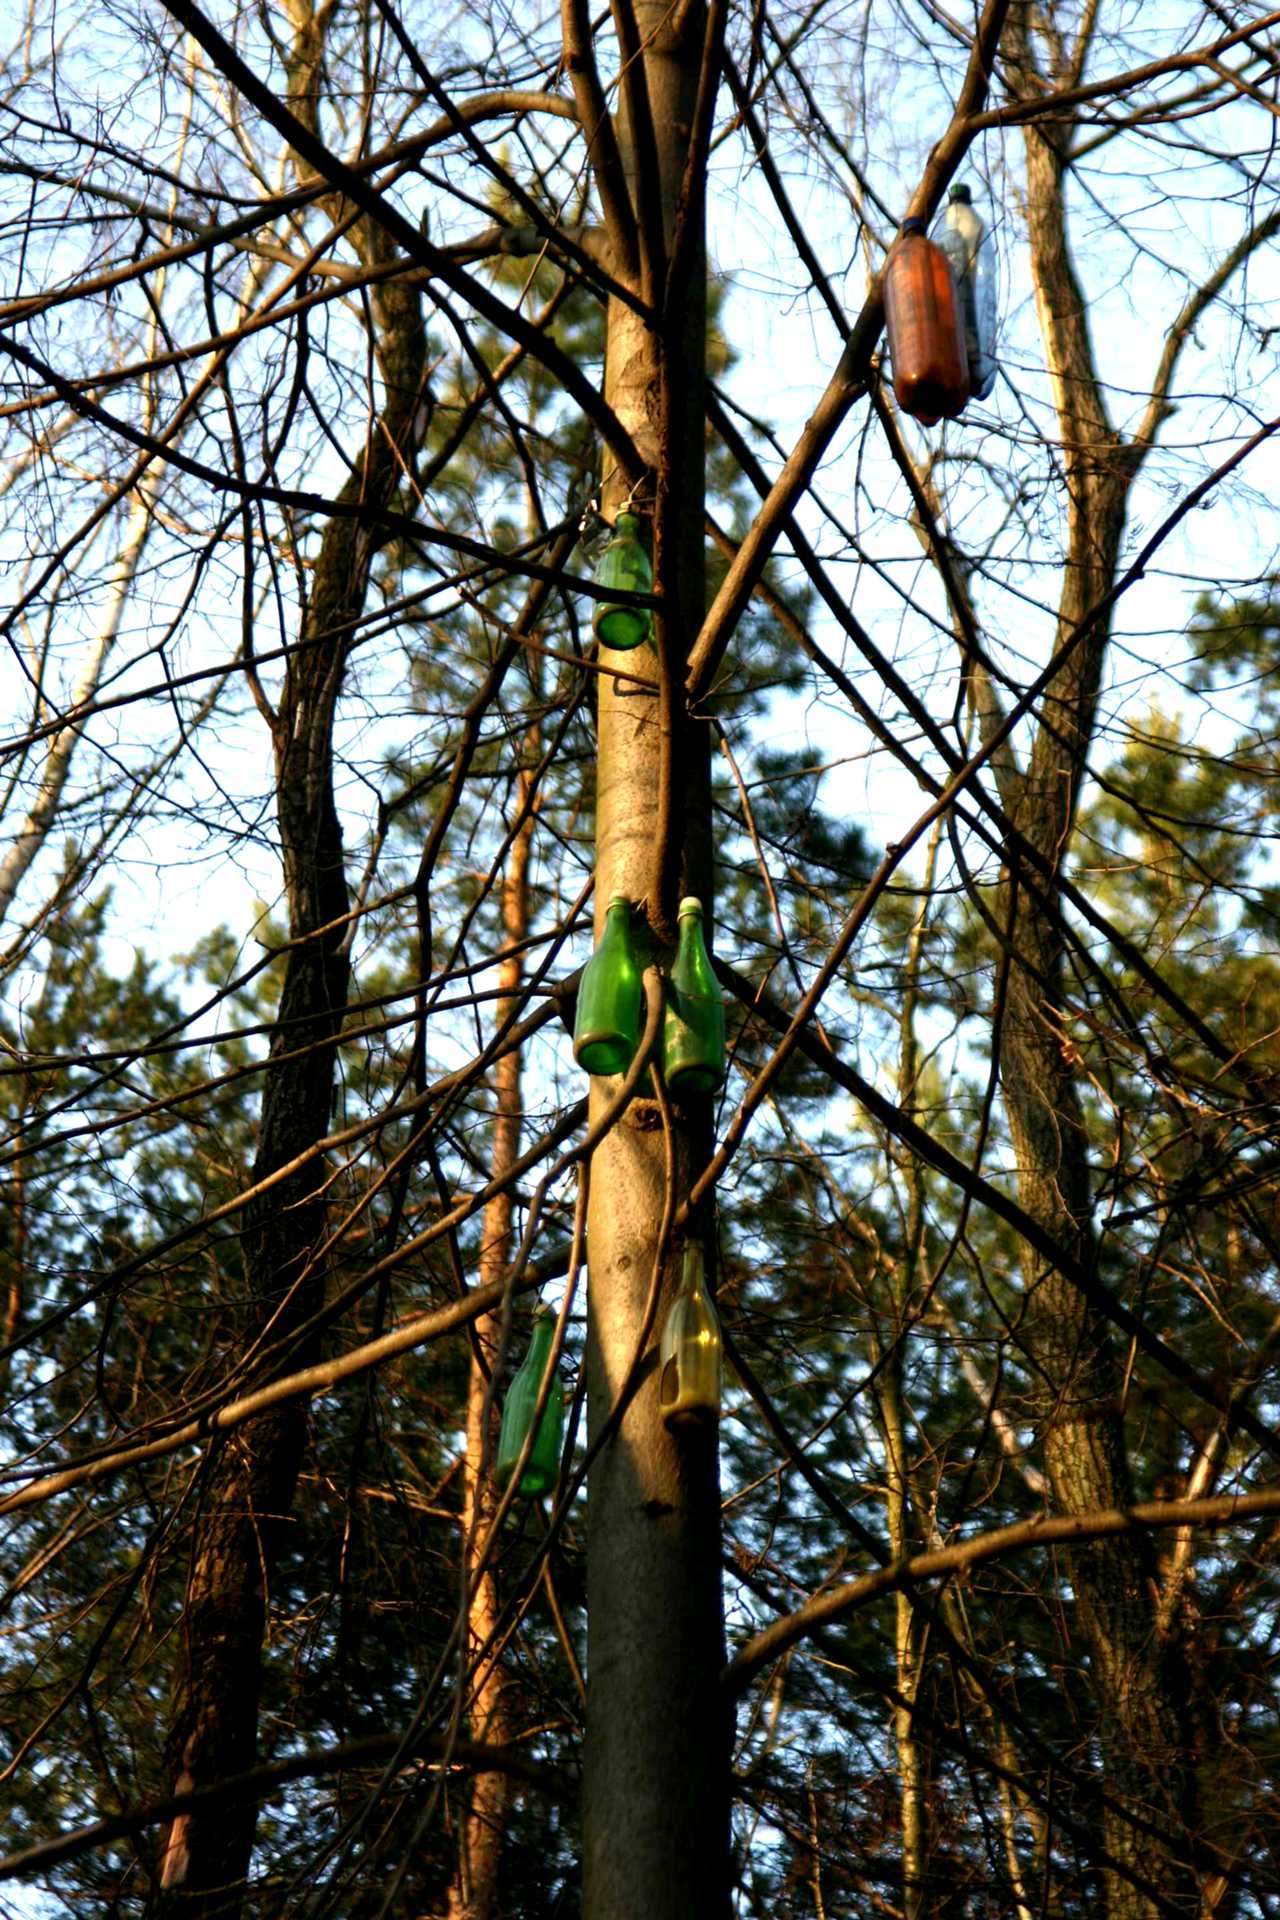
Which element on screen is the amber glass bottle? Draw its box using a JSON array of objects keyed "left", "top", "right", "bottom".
[{"left": 882, "top": 217, "right": 968, "bottom": 425}]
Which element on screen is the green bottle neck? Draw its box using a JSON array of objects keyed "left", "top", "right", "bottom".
[
  {"left": 677, "top": 902, "right": 708, "bottom": 944},
  {"left": 673, "top": 909, "right": 716, "bottom": 993},
  {"left": 679, "top": 1246, "right": 708, "bottom": 1298},
  {"left": 525, "top": 1311, "right": 557, "bottom": 1372}
]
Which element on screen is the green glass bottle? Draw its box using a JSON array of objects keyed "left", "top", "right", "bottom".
[
  {"left": 574, "top": 894, "right": 642, "bottom": 1077},
  {"left": 494, "top": 1308, "right": 566, "bottom": 1497},
  {"left": 659, "top": 1244, "right": 723, "bottom": 1428},
  {"left": 662, "top": 895, "right": 726, "bottom": 1094},
  {"left": 591, "top": 512, "right": 653, "bottom": 651}
]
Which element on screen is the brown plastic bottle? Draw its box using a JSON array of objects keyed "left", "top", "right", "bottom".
[{"left": 882, "top": 217, "right": 969, "bottom": 425}]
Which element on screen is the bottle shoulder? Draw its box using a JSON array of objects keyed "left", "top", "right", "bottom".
[
  {"left": 672, "top": 924, "right": 718, "bottom": 991},
  {"left": 520, "top": 1318, "right": 556, "bottom": 1373}
]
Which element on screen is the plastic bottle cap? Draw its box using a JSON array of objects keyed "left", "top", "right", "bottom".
[
  {"left": 949, "top": 183, "right": 972, "bottom": 203},
  {"left": 900, "top": 216, "right": 925, "bottom": 235},
  {"left": 678, "top": 896, "right": 703, "bottom": 915}
]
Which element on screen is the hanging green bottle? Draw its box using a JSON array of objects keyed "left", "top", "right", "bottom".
[
  {"left": 659, "top": 1244, "right": 723, "bottom": 1428},
  {"left": 662, "top": 895, "right": 726, "bottom": 1094},
  {"left": 574, "top": 894, "right": 642, "bottom": 1077},
  {"left": 494, "top": 1308, "right": 566, "bottom": 1497},
  {"left": 591, "top": 512, "right": 652, "bottom": 651}
]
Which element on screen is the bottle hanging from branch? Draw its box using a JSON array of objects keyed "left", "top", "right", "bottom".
[
  {"left": 882, "top": 217, "right": 968, "bottom": 425},
  {"left": 494, "top": 1307, "right": 566, "bottom": 1497},
  {"left": 659, "top": 1243, "right": 723, "bottom": 1429},
  {"left": 662, "top": 895, "right": 726, "bottom": 1094},
  {"left": 591, "top": 511, "right": 653, "bottom": 651},
  {"left": 932, "top": 183, "right": 997, "bottom": 401},
  {"left": 574, "top": 894, "right": 642, "bottom": 1077}
]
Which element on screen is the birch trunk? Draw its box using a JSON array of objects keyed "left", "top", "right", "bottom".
[{"left": 579, "top": 0, "right": 730, "bottom": 1911}]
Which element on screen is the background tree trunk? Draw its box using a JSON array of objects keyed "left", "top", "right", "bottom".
[
  {"left": 447, "top": 762, "right": 535, "bottom": 1920},
  {"left": 156, "top": 245, "right": 429, "bottom": 1914},
  {"left": 991, "top": 10, "right": 1200, "bottom": 1910}
]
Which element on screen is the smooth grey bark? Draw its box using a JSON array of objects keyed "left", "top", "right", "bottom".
[{"left": 579, "top": 1, "right": 730, "bottom": 1913}]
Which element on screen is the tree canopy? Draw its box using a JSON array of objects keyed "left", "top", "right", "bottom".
[{"left": 2, "top": 1, "right": 1280, "bottom": 1916}]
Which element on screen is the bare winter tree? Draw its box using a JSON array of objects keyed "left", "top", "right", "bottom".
[{"left": 2, "top": 1, "right": 1280, "bottom": 1916}]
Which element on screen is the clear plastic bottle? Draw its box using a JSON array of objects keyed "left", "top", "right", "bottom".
[
  {"left": 932, "top": 184, "right": 997, "bottom": 402},
  {"left": 882, "top": 218, "right": 969, "bottom": 425}
]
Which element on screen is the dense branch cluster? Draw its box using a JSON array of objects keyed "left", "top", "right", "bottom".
[{"left": 1, "top": 0, "right": 1279, "bottom": 1915}]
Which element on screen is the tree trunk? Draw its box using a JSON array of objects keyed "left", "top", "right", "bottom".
[
  {"left": 447, "top": 762, "right": 535, "bottom": 1920},
  {"left": 881, "top": 847, "right": 937, "bottom": 1920},
  {"left": 881, "top": 1354, "right": 928, "bottom": 1920},
  {"left": 993, "top": 10, "right": 1199, "bottom": 1911},
  {"left": 156, "top": 235, "right": 428, "bottom": 1915},
  {"left": 1001, "top": 918, "right": 1197, "bottom": 1916},
  {"left": 580, "top": 2, "right": 730, "bottom": 1913}
]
